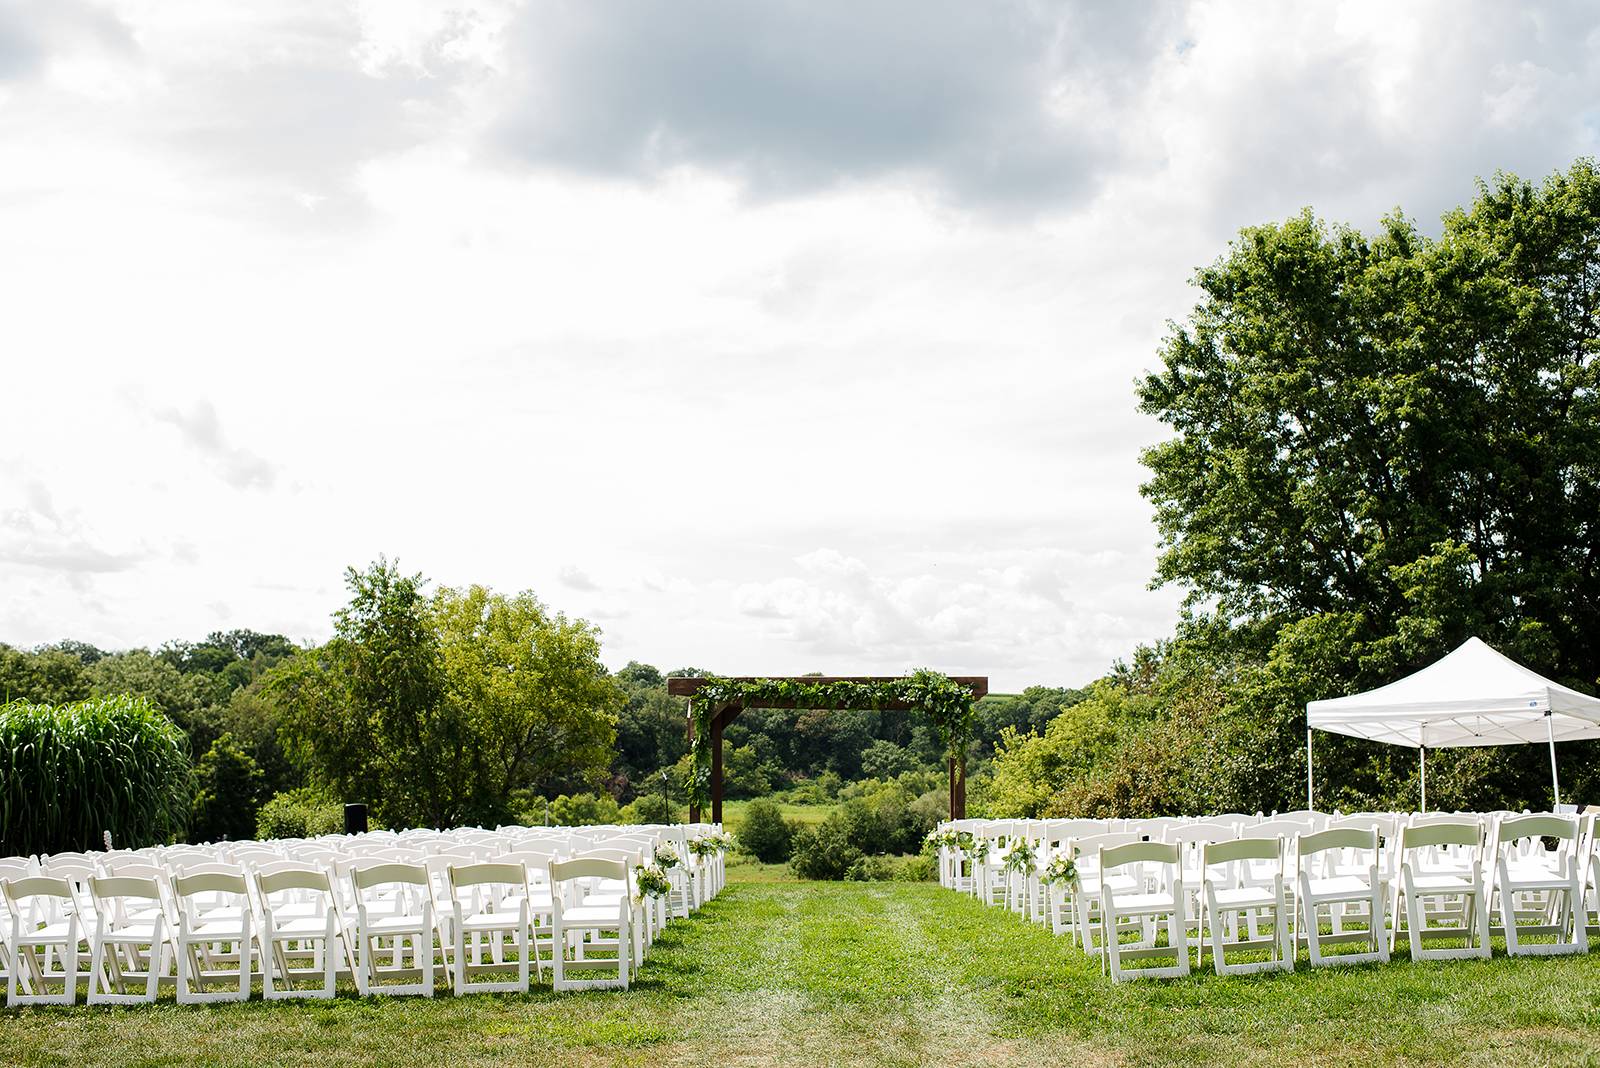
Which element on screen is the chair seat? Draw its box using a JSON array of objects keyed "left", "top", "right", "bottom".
[
  {"left": 362, "top": 914, "right": 431, "bottom": 935},
  {"left": 18, "top": 921, "right": 79, "bottom": 944},
  {"left": 458, "top": 911, "right": 527, "bottom": 932},
  {"left": 100, "top": 920, "right": 163, "bottom": 942},
  {"left": 1304, "top": 876, "right": 1379, "bottom": 901},
  {"left": 1408, "top": 873, "right": 1477, "bottom": 892},
  {"left": 1208, "top": 886, "right": 1278, "bottom": 909},
  {"left": 185, "top": 920, "right": 250, "bottom": 941},
  {"left": 1107, "top": 892, "right": 1178, "bottom": 914},
  {"left": 561, "top": 905, "right": 624, "bottom": 925},
  {"left": 267, "top": 916, "right": 335, "bottom": 938}
]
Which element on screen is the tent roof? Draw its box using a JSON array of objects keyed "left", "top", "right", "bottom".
[{"left": 1306, "top": 637, "right": 1600, "bottom": 748}]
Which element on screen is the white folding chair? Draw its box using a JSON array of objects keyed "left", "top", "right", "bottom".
[
  {"left": 3, "top": 877, "right": 84, "bottom": 1006},
  {"left": 1393, "top": 818, "right": 1490, "bottom": 961},
  {"left": 1199, "top": 836, "right": 1293, "bottom": 975},
  {"left": 1097, "top": 841, "right": 1189, "bottom": 981},
  {"left": 86, "top": 875, "right": 172, "bottom": 1004},
  {"left": 549, "top": 857, "right": 631, "bottom": 992},
  {"left": 255, "top": 867, "right": 351, "bottom": 999},
  {"left": 1295, "top": 828, "right": 1389, "bottom": 967},
  {"left": 447, "top": 862, "right": 534, "bottom": 994},
  {"left": 172, "top": 871, "right": 254, "bottom": 1003},
  {"left": 1492, "top": 814, "right": 1588, "bottom": 956},
  {"left": 350, "top": 862, "right": 437, "bottom": 996}
]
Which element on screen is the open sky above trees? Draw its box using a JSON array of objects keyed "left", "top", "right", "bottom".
[{"left": 4, "top": 3, "right": 1600, "bottom": 690}]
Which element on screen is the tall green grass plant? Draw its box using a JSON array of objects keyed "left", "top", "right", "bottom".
[{"left": 0, "top": 694, "right": 192, "bottom": 855}]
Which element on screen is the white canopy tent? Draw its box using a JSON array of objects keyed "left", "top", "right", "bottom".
[{"left": 1305, "top": 636, "right": 1600, "bottom": 810}]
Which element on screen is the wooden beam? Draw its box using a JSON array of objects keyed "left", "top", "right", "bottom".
[{"left": 667, "top": 675, "right": 988, "bottom": 704}]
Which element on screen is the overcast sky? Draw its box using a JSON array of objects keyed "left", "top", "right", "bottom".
[{"left": 2, "top": 1, "right": 1598, "bottom": 691}]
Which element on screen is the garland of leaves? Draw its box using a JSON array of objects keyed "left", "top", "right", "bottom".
[{"left": 686, "top": 669, "right": 976, "bottom": 810}]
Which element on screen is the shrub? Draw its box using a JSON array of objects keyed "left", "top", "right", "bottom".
[
  {"left": 0, "top": 695, "right": 192, "bottom": 855},
  {"left": 789, "top": 812, "right": 862, "bottom": 880},
  {"left": 547, "top": 792, "right": 622, "bottom": 826},
  {"left": 256, "top": 787, "right": 344, "bottom": 839},
  {"left": 189, "top": 732, "right": 265, "bottom": 843},
  {"left": 736, "top": 798, "right": 794, "bottom": 862},
  {"left": 619, "top": 793, "right": 677, "bottom": 824}
]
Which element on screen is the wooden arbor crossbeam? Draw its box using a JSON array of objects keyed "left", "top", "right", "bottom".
[{"left": 668, "top": 675, "right": 988, "bottom": 825}]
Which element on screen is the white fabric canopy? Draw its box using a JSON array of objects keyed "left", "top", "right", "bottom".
[{"left": 1306, "top": 636, "right": 1600, "bottom": 749}]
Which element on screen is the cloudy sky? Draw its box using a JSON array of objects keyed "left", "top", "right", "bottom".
[{"left": 2, "top": 1, "right": 1598, "bottom": 691}]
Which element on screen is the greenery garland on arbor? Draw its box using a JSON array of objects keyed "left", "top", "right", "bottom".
[{"left": 685, "top": 669, "right": 976, "bottom": 811}]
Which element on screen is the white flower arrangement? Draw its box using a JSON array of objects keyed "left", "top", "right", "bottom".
[
  {"left": 1038, "top": 855, "right": 1078, "bottom": 887},
  {"left": 634, "top": 863, "right": 671, "bottom": 901},
  {"left": 653, "top": 843, "right": 681, "bottom": 870}
]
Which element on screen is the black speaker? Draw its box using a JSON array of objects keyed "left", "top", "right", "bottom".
[{"left": 344, "top": 803, "right": 368, "bottom": 835}]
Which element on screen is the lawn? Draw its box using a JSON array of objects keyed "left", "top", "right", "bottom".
[
  {"left": 716, "top": 798, "right": 835, "bottom": 833},
  {"left": 4, "top": 874, "right": 1599, "bottom": 1067}
]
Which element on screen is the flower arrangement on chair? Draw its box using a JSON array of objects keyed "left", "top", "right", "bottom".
[
  {"left": 1038, "top": 855, "right": 1078, "bottom": 887},
  {"left": 633, "top": 864, "right": 671, "bottom": 903},
  {"left": 1003, "top": 841, "right": 1037, "bottom": 876}
]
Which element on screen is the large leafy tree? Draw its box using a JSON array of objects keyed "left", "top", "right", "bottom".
[
  {"left": 1139, "top": 160, "right": 1600, "bottom": 688},
  {"left": 431, "top": 584, "right": 621, "bottom": 802},
  {"left": 274, "top": 559, "right": 480, "bottom": 828}
]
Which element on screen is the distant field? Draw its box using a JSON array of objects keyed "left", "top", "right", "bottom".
[{"left": 717, "top": 798, "right": 834, "bottom": 833}]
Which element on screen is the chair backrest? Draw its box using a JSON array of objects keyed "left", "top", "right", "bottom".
[
  {"left": 88, "top": 875, "right": 164, "bottom": 901},
  {"left": 1496, "top": 814, "right": 1579, "bottom": 843},
  {"left": 1071, "top": 832, "right": 1139, "bottom": 860},
  {"left": 351, "top": 862, "right": 430, "bottom": 890},
  {"left": 256, "top": 866, "right": 334, "bottom": 896},
  {"left": 1297, "top": 826, "right": 1378, "bottom": 860},
  {"left": 174, "top": 871, "right": 249, "bottom": 898},
  {"left": 549, "top": 857, "right": 627, "bottom": 883},
  {"left": 447, "top": 861, "right": 528, "bottom": 890},
  {"left": 1400, "top": 819, "right": 1482, "bottom": 851},
  {"left": 1202, "top": 835, "right": 1284, "bottom": 868},
  {"left": 2, "top": 875, "right": 77, "bottom": 906},
  {"left": 1099, "top": 841, "right": 1180, "bottom": 872},
  {"left": 1253, "top": 818, "right": 1314, "bottom": 838}
]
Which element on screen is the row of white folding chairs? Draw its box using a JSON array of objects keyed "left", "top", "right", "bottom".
[
  {"left": 940, "top": 811, "right": 1599, "bottom": 980},
  {"left": 0, "top": 851, "right": 661, "bottom": 1005}
]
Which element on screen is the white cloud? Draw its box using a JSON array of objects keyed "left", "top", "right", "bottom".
[{"left": 0, "top": 1, "right": 1597, "bottom": 686}]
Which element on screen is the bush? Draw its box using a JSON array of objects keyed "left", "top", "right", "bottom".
[
  {"left": 255, "top": 788, "right": 344, "bottom": 839},
  {"left": 619, "top": 792, "right": 678, "bottom": 824},
  {"left": 736, "top": 798, "right": 794, "bottom": 862},
  {"left": 547, "top": 792, "right": 622, "bottom": 826},
  {"left": 0, "top": 695, "right": 192, "bottom": 855},
  {"left": 189, "top": 732, "right": 265, "bottom": 843},
  {"left": 788, "top": 812, "right": 862, "bottom": 880}
]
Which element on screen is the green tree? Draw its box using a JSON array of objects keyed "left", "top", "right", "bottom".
[
  {"left": 736, "top": 797, "right": 794, "bottom": 862},
  {"left": 274, "top": 559, "right": 479, "bottom": 828},
  {"left": 1139, "top": 160, "right": 1600, "bottom": 685},
  {"left": 1132, "top": 159, "right": 1600, "bottom": 812},
  {"left": 431, "top": 584, "right": 621, "bottom": 800},
  {"left": 190, "top": 732, "right": 265, "bottom": 843},
  {"left": 0, "top": 644, "right": 91, "bottom": 705}
]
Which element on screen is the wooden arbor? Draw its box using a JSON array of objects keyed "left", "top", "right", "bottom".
[{"left": 667, "top": 675, "right": 988, "bottom": 825}]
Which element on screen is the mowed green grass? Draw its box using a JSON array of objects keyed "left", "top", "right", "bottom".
[{"left": 3, "top": 876, "right": 1599, "bottom": 1067}]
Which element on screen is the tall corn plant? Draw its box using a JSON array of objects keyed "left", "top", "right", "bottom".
[{"left": 0, "top": 694, "right": 193, "bottom": 856}]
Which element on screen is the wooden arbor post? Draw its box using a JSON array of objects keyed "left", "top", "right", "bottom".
[{"left": 670, "top": 675, "right": 988, "bottom": 825}]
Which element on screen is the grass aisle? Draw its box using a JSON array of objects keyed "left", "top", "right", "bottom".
[{"left": 3, "top": 877, "right": 1599, "bottom": 1067}]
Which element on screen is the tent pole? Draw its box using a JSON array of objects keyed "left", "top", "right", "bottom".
[
  {"left": 1305, "top": 728, "right": 1314, "bottom": 809},
  {"left": 1419, "top": 745, "right": 1427, "bottom": 813},
  {"left": 1545, "top": 711, "right": 1561, "bottom": 810}
]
